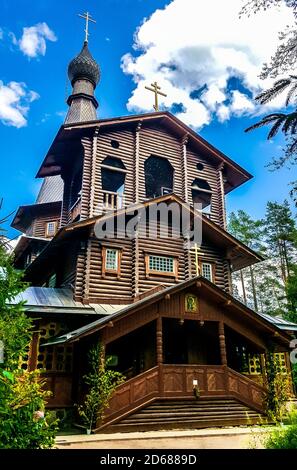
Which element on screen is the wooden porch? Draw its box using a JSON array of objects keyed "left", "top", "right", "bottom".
[{"left": 97, "top": 363, "right": 266, "bottom": 431}]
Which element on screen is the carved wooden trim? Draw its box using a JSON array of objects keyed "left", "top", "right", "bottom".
[
  {"left": 219, "top": 321, "right": 227, "bottom": 366},
  {"left": 156, "top": 317, "right": 163, "bottom": 365}
]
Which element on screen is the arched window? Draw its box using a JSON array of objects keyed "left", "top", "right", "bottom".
[
  {"left": 191, "top": 178, "right": 212, "bottom": 212},
  {"left": 101, "top": 157, "right": 126, "bottom": 209},
  {"left": 144, "top": 156, "right": 174, "bottom": 199}
]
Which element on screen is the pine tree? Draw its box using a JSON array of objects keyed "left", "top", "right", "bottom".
[
  {"left": 263, "top": 200, "right": 296, "bottom": 283},
  {"left": 228, "top": 210, "right": 265, "bottom": 311}
]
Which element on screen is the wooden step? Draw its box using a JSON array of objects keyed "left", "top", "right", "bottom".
[{"left": 102, "top": 398, "right": 267, "bottom": 433}]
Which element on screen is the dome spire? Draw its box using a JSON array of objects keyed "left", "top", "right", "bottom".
[{"left": 65, "top": 12, "right": 100, "bottom": 124}]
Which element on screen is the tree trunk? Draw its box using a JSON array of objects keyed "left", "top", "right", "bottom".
[
  {"left": 240, "top": 269, "right": 247, "bottom": 305},
  {"left": 249, "top": 265, "right": 258, "bottom": 311}
]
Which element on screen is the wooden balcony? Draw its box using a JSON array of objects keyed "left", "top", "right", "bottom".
[
  {"left": 70, "top": 198, "right": 81, "bottom": 222},
  {"left": 103, "top": 191, "right": 125, "bottom": 211},
  {"left": 97, "top": 364, "right": 266, "bottom": 431}
]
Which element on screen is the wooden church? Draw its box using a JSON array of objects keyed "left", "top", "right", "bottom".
[{"left": 11, "top": 16, "right": 296, "bottom": 431}]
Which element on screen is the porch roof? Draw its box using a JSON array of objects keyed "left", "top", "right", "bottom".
[
  {"left": 259, "top": 312, "right": 297, "bottom": 332},
  {"left": 42, "top": 276, "right": 293, "bottom": 347}
]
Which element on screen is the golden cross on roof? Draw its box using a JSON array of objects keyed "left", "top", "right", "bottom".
[
  {"left": 78, "top": 11, "right": 96, "bottom": 42},
  {"left": 194, "top": 243, "right": 205, "bottom": 277},
  {"left": 145, "top": 81, "right": 167, "bottom": 112}
]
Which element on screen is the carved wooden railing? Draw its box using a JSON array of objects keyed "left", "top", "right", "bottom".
[
  {"left": 225, "top": 366, "right": 265, "bottom": 413},
  {"left": 97, "top": 364, "right": 267, "bottom": 430},
  {"left": 70, "top": 198, "right": 81, "bottom": 222},
  {"left": 102, "top": 191, "right": 125, "bottom": 211}
]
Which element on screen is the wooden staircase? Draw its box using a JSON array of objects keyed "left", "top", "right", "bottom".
[
  {"left": 96, "top": 365, "right": 268, "bottom": 433},
  {"left": 103, "top": 398, "right": 267, "bottom": 433}
]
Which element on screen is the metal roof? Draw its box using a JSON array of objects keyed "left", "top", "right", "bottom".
[
  {"left": 36, "top": 176, "right": 64, "bottom": 203},
  {"left": 259, "top": 312, "right": 297, "bottom": 331},
  {"left": 12, "top": 287, "right": 123, "bottom": 316}
]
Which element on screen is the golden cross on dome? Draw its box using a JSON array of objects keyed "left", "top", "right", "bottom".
[
  {"left": 78, "top": 11, "right": 96, "bottom": 42},
  {"left": 145, "top": 81, "right": 167, "bottom": 112}
]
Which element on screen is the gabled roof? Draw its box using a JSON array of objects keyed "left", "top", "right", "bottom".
[
  {"left": 24, "top": 194, "right": 263, "bottom": 282},
  {"left": 42, "top": 276, "right": 292, "bottom": 347},
  {"left": 36, "top": 111, "right": 252, "bottom": 194},
  {"left": 11, "top": 201, "right": 62, "bottom": 233}
]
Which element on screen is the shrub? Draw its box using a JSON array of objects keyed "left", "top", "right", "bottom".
[
  {"left": 264, "top": 351, "right": 291, "bottom": 421},
  {"left": 78, "top": 344, "right": 125, "bottom": 431},
  {"left": 265, "top": 412, "right": 297, "bottom": 449},
  {"left": 0, "top": 242, "right": 58, "bottom": 448},
  {"left": 0, "top": 369, "right": 58, "bottom": 449}
]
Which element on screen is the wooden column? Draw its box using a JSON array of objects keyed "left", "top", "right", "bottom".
[
  {"left": 181, "top": 134, "right": 189, "bottom": 203},
  {"left": 156, "top": 316, "right": 163, "bottom": 365},
  {"left": 218, "top": 163, "right": 227, "bottom": 229},
  {"left": 28, "top": 330, "right": 39, "bottom": 371},
  {"left": 60, "top": 172, "right": 71, "bottom": 227},
  {"left": 99, "top": 339, "right": 106, "bottom": 368},
  {"left": 156, "top": 316, "right": 164, "bottom": 396},
  {"left": 83, "top": 238, "right": 92, "bottom": 302},
  {"left": 134, "top": 122, "right": 142, "bottom": 204},
  {"left": 90, "top": 127, "right": 99, "bottom": 217},
  {"left": 219, "top": 321, "right": 227, "bottom": 366},
  {"left": 132, "top": 234, "right": 139, "bottom": 298}
]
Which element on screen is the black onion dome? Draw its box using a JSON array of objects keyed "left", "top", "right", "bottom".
[{"left": 68, "top": 41, "right": 100, "bottom": 87}]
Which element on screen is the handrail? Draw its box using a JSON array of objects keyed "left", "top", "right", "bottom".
[
  {"left": 226, "top": 366, "right": 266, "bottom": 391},
  {"left": 99, "top": 364, "right": 266, "bottom": 430}
]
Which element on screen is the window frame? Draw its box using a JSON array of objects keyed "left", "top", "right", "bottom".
[
  {"left": 102, "top": 245, "right": 122, "bottom": 278},
  {"left": 45, "top": 220, "right": 58, "bottom": 238},
  {"left": 200, "top": 261, "right": 216, "bottom": 283},
  {"left": 145, "top": 252, "right": 179, "bottom": 280}
]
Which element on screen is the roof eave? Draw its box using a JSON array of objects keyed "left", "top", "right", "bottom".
[{"left": 44, "top": 276, "right": 291, "bottom": 346}]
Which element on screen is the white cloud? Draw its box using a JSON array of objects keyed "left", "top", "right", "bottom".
[
  {"left": 122, "top": 0, "right": 295, "bottom": 129},
  {"left": 18, "top": 22, "right": 57, "bottom": 58},
  {"left": 231, "top": 90, "right": 255, "bottom": 115},
  {"left": 0, "top": 81, "right": 39, "bottom": 128}
]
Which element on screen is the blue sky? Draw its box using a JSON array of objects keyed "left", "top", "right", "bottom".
[{"left": 0, "top": 0, "right": 295, "bottom": 239}]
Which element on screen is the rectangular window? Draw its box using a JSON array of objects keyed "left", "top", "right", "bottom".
[
  {"left": 102, "top": 246, "right": 121, "bottom": 277},
  {"left": 149, "top": 255, "right": 174, "bottom": 273},
  {"left": 46, "top": 221, "right": 57, "bottom": 237},
  {"left": 201, "top": 262, "right": 213, "bottom": 282},
  {"left": 146, "top": 254, "right": 178, "bottom": 279},
  {"left": 106, "top": 248, "right": 118, "bottom": 271}
]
